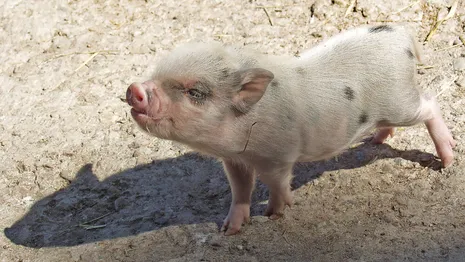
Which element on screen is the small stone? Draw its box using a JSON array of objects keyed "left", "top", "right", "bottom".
[
  {"left": 455, "top": 76, "right": 465, "bottom": 88},
  {"left": 236, "top": 245, "right": 244, "bottom": 250},
  {"left": 453, "top": 57, "right": 465, "bottom": 71},
  {"left": 211, "top": 242, "right": 222, "bottom": 247},
  {"left": 209, "top": 234, "right": 223, "bottom": 248},
  {"left": 251, "top": 216, "right": 269, "bottom": 223},
  {"left": 132, "top": 150, "right": 141, "bottom": 157},
  {"left": 381, "top": 163, "right": 394, "bottom": 173}
]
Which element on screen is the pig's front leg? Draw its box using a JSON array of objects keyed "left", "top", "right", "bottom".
[
  {"left": 222, "top": 159, "right": 255, "bottom": 236},
  {"left": 256, "top": 164, "right": 294, "bottom": 220}
]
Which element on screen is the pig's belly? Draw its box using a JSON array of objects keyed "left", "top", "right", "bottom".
[
  {"left": 296, "top": 117, "right": 374, "bottom": 163},
  {"left": 297, "top": 142, "right": 353, "bottom": 162}
]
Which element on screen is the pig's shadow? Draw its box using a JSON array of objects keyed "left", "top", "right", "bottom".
[{"left": 4, "top": 141, "right": 441, "bottom": 248}]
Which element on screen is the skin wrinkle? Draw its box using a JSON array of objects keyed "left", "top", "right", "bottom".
[{"left": 237, "top": 121, "right": 258, "bottom": 154}]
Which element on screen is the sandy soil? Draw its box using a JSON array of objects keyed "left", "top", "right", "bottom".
[{"left": 1, "top": 0, "right": 465, "bottom": 261}]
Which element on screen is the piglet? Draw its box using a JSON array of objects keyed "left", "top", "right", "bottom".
[{"left": 126, "top": 24, "right": 456, "bottom": 235}]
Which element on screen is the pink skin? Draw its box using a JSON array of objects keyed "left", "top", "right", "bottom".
[
  {"left": 257, "top": 164, "right": 294, "bottom": 220},
  {"left": 221, "top": 161, "right": 294, "bottom": 235},
  {"left": 372, "top": 96, "right": 456, "bottom": 168},
  {"left": 126, "top": 80, "right": 185, "bottom": 141},
  {"left": 221, "top": 160, "right": 255, "bottom": 236},
  {"left": 425, "top": 116, "right": 456, "bottom": 167},
  {"left": 125, "top": 35, "right": 456, "bottom": 236},
  {"left": 127, "top": 81, "right": 161, "bottom": 125},
  {"left": 372, "top": 128, "right": 395, "bottom": 144},
  {"left": 127, "top": 80, "right": 456, "bottom": 236}
]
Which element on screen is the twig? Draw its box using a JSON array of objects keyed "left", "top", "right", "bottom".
[
  {"left": 78, "top": 211, "right": 115, "bottom": 227},
  {"left": 255, "top": 5, "right": 287, "bottom": 9},
  {"left": 344, "top": 0, "right": 357, "bottom": 17},
  {"left": 262, "top": 8, "right": 273, "bottom": 26},
  {"left": 282, "top": 230, "right": 294, "bottom": 247},
  {"left": 459, "top": 35, "right": 465, "bottom": 46},
  {"left": 47, "top": 50, "right": 117, "bottom": 61},
  {"left": 375, "top": 19, "right": 421, "bottom": 23},
  {"left": 58, "top": 172, "right": 72, "bottom": 184},
  {"left": 425, "top": 0, "right": 458, "bottom": 42},
  {"left": 47, "top": 50, "right": 116, "bottom": 90},
  {"left": 396, "top": 0, "right": 420, "bottom": 13},
  {"left": 213, "top": 34, "right": 232, "bottom": 38},
  {"left": 81, "top": 224, "right": 107, "bottom": 230},
  {"left": 435, "top": 77, "right": 458, "bottom": 98},
  {"left": 417, "top": 65, "right": 435, "bottom": 69},
  {"left": 52, "top": 79, "right": 66, "bottom": 90},
  {"left": 435, "top": 44, "right": 463, "bottom": 52},
  {"left": 74, "top": 51, "right": 100, "bottom": 72}
]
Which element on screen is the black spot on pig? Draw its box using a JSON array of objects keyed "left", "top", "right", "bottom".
[
  {"left": 405, "top": 48, "right": 415, "bottom": 59},
  {"left": 369, "top": 25, "right": 393, "bottom": 33},
  {"left": 344, "top": 86, "right": 355, "bottom": 101},
  {"left": 295, "top": 67, "right": 306, "bottom": 76},
  {"left": 271, "top": 80, "right": 279, "bottom": 88},
  {"left": 359, "top": 112, "right": 368, "bottom": 125}
]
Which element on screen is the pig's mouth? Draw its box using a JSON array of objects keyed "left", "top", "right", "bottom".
[{"left": 130, "top": 108, "right": 164, "bottom": 123}]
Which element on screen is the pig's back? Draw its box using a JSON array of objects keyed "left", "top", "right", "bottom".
[{"left": 294, "top": 25, "right": 421, "bottom": 161}]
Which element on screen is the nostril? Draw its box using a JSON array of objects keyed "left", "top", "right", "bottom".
[
  {"left": 127, "top": 82, "right": 150, "bottom": 110},
  {"left": 126, "top": 88, "right": 133, "bottom": 103},
  {"left": 135, "top": 93, "right": 144, "bottom": 102}
]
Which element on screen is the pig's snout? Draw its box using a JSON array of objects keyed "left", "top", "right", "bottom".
[{"left": 127, "top": 83, "right": 149, "bottom": 113}]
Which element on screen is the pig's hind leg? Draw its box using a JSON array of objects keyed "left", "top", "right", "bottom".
[
  {"left": 374, "top": 94, "right": 456, "bottom": 167},
  {"left": 423, "top": 96, "right": 456, "bottom": 167},
  {"left": 256, "top": 164, "right": 294, "bottom": 220},
  {"left": 222, "top": 160, "right": 255, "bottom": 236},
  {"left": 372, "top": 127, "right": 395, "bottom": 144}
]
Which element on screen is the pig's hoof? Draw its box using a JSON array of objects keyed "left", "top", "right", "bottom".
[
  {"left": 264, "top": 193, "right": 293, "bottom": 219},
  {"left": 372, "top": 128, "right": 395, "bottom": 144},
  {"left": 269, "top": 213, "right": 284, "bottom": 220},
  {"left": 438, "top": 139, "right": 456, "bottom": 168},
  {"left": 264, "top": 206, "right": 290, "bottom": 219},
  {"left": 222, "top": 204, "right": 251, "bottom": 236},
  {"left": 425, "top": 117, "right": 457, "bottom": 168}
]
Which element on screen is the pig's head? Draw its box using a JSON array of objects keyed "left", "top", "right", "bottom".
[{"left": 126, "top": 42, "right": 274, "bottom": 155}]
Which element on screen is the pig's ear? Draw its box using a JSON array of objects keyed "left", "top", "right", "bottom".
[{"left": 232, "top": 68, "right": 274, "bottom": 113}]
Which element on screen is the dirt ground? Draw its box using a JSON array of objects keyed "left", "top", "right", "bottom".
[{"left": 1, "top": 0, "right": 465, "bottom": 261}]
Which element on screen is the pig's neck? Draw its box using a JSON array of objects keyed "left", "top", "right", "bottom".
[
  {"left": 220, "top": 58, "right": 303, "bottom": 161},
  {"left": 190, "top": 52, "right": 302, "bottom": 161}
]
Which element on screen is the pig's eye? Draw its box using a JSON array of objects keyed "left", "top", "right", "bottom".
[{"left": 186, "top": 89, "right": 206, "bottom": 100}]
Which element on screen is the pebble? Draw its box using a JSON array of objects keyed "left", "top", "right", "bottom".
[
  {"left": 453, "top": 57, "right": 465, "bottom": 71},
  {"left": 455, "top": 76, "right": 465, "bottom": 88},
  {"left": 251, "top": 216, "right": 269, "bottom": 223}
]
